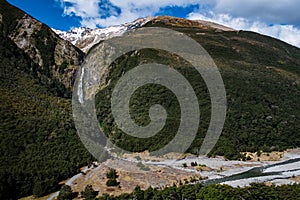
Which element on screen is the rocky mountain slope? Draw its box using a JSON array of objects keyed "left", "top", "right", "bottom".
[
  {"left": 0, "top": 0, "right": 84, "bottom": 90},
  {"left": 53, "top": 17, "right": 153, "bottom": 53}
]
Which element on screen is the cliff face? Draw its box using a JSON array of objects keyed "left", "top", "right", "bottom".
[{"left": 0, "top": 0, "right": 84, "bottom": 90}]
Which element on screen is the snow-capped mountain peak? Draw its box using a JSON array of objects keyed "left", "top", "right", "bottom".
[
  {"left": 53, "top": 17, "right": 154, "bottom": 53},
  {"left": 53, "top": 16, "right": 235, "bottom": 53}
]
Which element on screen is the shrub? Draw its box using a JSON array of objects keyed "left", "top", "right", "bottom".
[
  {"left": 106, "top": 179, "right": 119, "bottom": 187},
  {"left": 81, "top": 185, "right": 98, "bottom": 200}
]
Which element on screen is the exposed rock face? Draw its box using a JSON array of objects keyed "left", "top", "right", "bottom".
[
  {"left": 9, "top": 14, "right": 44, "bottom": 66},
  {"left": 53, "top": 17, "right": 154, "bottom": 53},
  {"left": 54, "top": 38, "right": 84, "bottom": 88},
  {"left": 0, "top": 0, "right": 84, "bottom": 89}
]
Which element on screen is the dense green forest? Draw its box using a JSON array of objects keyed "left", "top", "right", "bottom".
[
  {"left": 0, "top": 1, "right": 94, "bottom": 199},
  {"left": 96, "top": 23, "right": 300, "bottom": 160},
  {"left": 60, "top": 182, "right": 300, "bottom": 200},
  {"left": 100, "top": 183, "right": 300, "bottom": 200},
  {"left": 0, "top": 34, "right": 94, "bottom": 199}
]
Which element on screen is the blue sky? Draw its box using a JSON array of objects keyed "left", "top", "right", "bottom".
[
  {"left": 7, "top": 0, "right": 81, "bottom": 30},
  {"left": 7, "top": 0, "right": 300, "bottom": 47}
]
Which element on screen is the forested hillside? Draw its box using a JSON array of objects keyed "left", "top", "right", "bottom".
[
  {"left": 95, "top": 17, "right": 300, "bottom": 160},
  {"left": 0, "top": 1, "right": 299, "bottom": 199},
  {"left": 0, "top": 1, "right": 93, "bottom": 198}
]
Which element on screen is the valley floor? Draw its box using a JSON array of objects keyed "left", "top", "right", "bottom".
[{"left": 37, "top": 149, "right": 300, "bottom": 200}]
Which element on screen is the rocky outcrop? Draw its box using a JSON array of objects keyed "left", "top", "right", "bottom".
[{"left": 0, "top": 0, "right": 84, "bottom": 89}]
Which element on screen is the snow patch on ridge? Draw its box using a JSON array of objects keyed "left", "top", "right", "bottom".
[{"left": 53, "top": 17, "right": 154, "bottom": 53}]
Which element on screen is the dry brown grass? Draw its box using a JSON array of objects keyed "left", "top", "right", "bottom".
[
  {"left": 242, "top": 151, "right": 283, "bottom": 162},
  {"left": 67, "top": 158, "right": 203, "bottom": 198},
  {"left": 290, "top": 176, "right": 300, "bottom": 183}
]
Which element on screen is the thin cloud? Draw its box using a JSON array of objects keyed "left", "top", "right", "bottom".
[
  {"left": 56, "top": 0, "right": 300, "bottom": 47},
  {"left": 59, "top": 0, "right": 100, "bottom": 18},
  {"left": 214, "top": 0, "right": 300, "bottom": 26},
  {"left": 188, "top": 12, "right": 300, "bottom": 47},
  {"left": 57, "top": 0, "right": 201, "bottom": 28}
]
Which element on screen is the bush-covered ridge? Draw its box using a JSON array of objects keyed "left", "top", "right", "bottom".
[
  {"left": 95, "top": 21, "right": 300, "bottom": 159},
  {"left": 0, "top": 34, "right": 94, "bottom": 198}
]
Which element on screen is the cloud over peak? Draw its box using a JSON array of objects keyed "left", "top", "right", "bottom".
[
  {"left": 188, "top": 12, "right": 300, "bottom": 47},
  {"left": 57, "top": 0, "right": 201, "bottom": 28},
  {"left": 56, "top": 0, "right": 300, "bottom": 47}
]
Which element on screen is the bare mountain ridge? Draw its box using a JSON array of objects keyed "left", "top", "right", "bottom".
[
  {"left": 54, "top": 16, "right": 235, "bottom": 53},
  {"left": 53, "top": 16, "right": 153, "bottom": 53}
]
